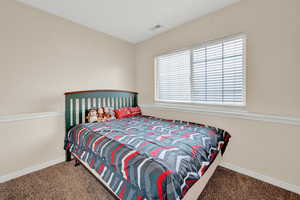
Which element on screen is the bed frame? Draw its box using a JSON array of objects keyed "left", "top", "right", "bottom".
[{"left": 64, "top": 89, "right": 221, "bottom": 200}]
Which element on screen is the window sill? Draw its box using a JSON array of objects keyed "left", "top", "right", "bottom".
[
  {"left": 153, "top": 101, "right": 247, "bottom": 114},
  {"left": 155, "top": 100, "right": 246, "bottom": 109}
]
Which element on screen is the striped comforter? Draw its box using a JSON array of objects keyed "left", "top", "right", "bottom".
[{"left": 64, "top": 115, "right": 230, "bottom": 200}]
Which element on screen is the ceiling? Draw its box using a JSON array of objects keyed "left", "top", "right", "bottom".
[{"left": 17, "top": 0, "right": 240, "bottom": 43}]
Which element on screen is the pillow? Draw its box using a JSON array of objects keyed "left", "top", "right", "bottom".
[
  {"left": 114, "top": 107, "right": 131, "bottom": 119},
  {"left": 129, "top": 106, "right": 141, "bottom": 116}
]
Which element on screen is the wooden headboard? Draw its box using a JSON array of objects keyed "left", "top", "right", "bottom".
[{"left": 64, "top": 90, "right": 138, "bottom": 132}]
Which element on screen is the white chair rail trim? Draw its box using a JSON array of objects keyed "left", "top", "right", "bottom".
[
  {"left": 140, "top": 104, "right": 300, "bottom": 126},
  {"left": 1, "top": 105, "right": 299, "bottom": 126},
  {"left": 0, "top": 112, "right": 64, "bottom": 123}
]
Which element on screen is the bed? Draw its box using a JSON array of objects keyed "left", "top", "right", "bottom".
[{"left": 64, "top": 90, "right": 231, "bottom": 200}]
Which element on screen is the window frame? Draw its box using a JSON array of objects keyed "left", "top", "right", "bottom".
[{"left": 154, "top": 33, "right": 247, "bottom": 107}]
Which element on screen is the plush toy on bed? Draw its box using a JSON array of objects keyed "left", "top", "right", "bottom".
[
  {"left": 97, "top": 107, "right": 115, "bottom": 122},
  {"left": 97, "top": 107, "right": 107, "bottom": 122},
  {"left": 86, "top": 108, "right": 98, "bottom": 123},
  {"left": 103, "top": 107, "right": 116, "bottom": 121}
]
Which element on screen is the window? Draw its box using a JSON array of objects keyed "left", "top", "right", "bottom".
[{"left": 155, "top": 34, "right": 246, "bottom": 106}]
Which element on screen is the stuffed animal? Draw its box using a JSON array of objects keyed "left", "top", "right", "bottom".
[
  {"left": 97, "top": 107, "right": 107, "bottom": 122},
  {"left": 103, "top": 107, "right": 116, "bottom": 121},
  {"left": 86, "top": 108, "right": 98, "bottom": 123},
  {"left": 97, "top": 107, "right": 116, "bottom": 122},
  {"left": 103, "top": 107, "right": 111, "bottom": 118}
]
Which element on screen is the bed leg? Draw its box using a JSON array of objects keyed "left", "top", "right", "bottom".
[
  {"left": 66, "top": 150, "right": 72, "bottom": 162},
  {"left": 74, "top": 159, "right": 80, "bottom": 167}
]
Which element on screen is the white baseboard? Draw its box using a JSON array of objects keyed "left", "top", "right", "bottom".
[
  {"left": 0, "top": 157, "right": 65, "bottom": 183},
  {"left": 220, "top": 162, "right": 300, "bottom": 195}
]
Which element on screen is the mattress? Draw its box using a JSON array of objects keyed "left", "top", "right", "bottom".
[{"left": 64, "top": 115, "right": 231, "bottom": 200}]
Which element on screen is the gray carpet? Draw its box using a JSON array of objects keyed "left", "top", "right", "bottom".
[{"left": 0, "top": 160, "right": 299, "bottom": 200}]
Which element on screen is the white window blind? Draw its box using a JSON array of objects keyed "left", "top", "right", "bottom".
[
  {"left": 156, "top": 50, "right": 191, "bottom": 101},
  {"left": 156, "top": 34, "right": 246, "bottom": 106}
]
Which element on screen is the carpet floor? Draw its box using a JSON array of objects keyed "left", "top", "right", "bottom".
[{"left": 0, "top": 160, "right": 299, "bottom": 200}]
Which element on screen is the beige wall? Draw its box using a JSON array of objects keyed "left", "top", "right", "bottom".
[
  {"left": 136, "top": 0, "right": 300, "bottom": 117},
  {"left": 0, "top": 116, "right": 65, "bottom": 176},
  {"left": 0, "top": 0, "right": 136, "bottom": 116},
  {"left": 0, "top": 0, "right": 135, "bottom": 177},
  {"left": 136, "top": 0, "right": 300, "bottom": 187}
]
